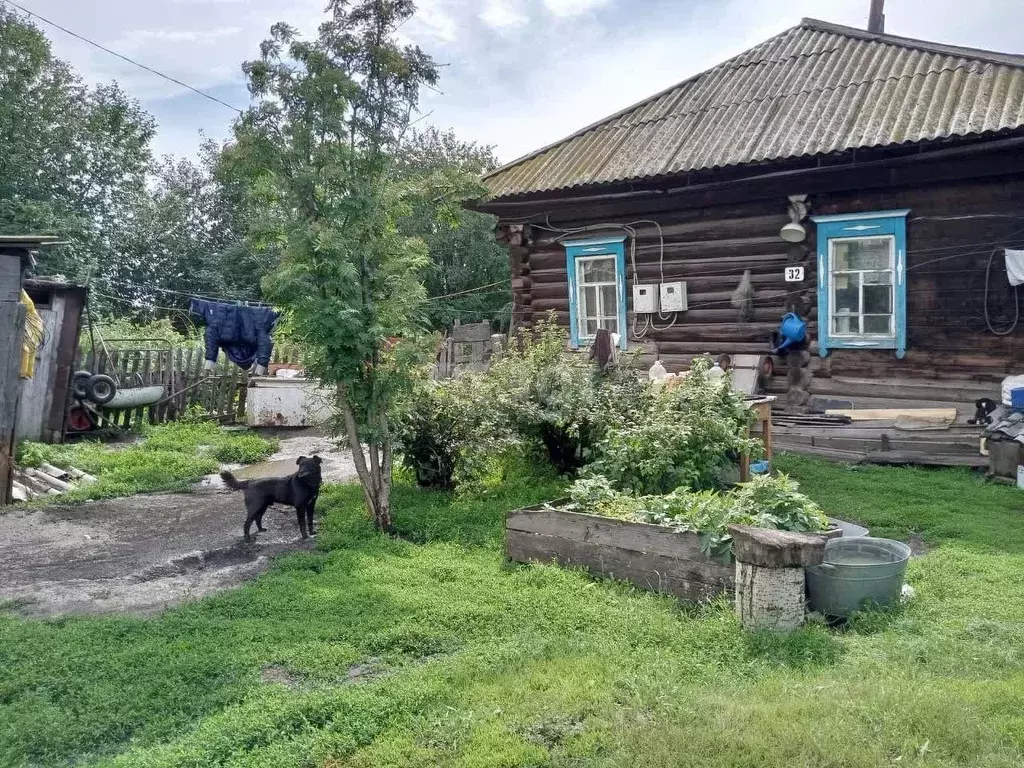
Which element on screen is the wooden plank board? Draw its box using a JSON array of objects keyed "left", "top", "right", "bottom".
[
  {"left": 824, "top": 408, "right": 958, "bottom": 422},
  {"left": 505, "top": 506, "right": 735, "bottom": 604},
  {"left": 773, "top": 425, "right": 981, "bottom": 442},
  {"left": 135, "top": 348, "right": 152, "bottom": 426},
  {"left": 236, "top": 370, "right": 249, "bottom": 423},
  {"left": 122, "top": 351, "right": 141, "bottom": 430},
  {"left": 860, "top": 452, "right": 988, "bottom": 468},
  {"left": 816, "top": 437, "right": 981, "bottom": 456},
  {"left": 505, "top": 530, "right": 732, "bottom": 603},
  {"left": 507, "top": 507, "right": 709, "bottom": 562}
]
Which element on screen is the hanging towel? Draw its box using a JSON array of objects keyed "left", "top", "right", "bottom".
[
  {"left": 189, "top": 299, "right": 279, "bottom": 371},
  {"left": 20, "top": 290, "right": 44, "bottom": 379},
  {"left": 1006, "top": 249, "right": 1024, "bottom": 287}
]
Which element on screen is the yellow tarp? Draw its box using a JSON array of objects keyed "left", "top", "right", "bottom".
[{"left": 20, "top": 289, "right": 44, "bottom": 379}]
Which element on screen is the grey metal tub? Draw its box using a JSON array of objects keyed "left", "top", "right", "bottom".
[{"left": 806, "top": 537, "right": 910, "bottom": 618}]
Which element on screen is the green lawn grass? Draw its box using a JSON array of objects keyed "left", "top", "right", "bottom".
[
  {"left": 13, "top": 422, "right": 278, "bottom": 503},
  {"left": 1, "top": 455, "right": 1023, "bottom": 767}
]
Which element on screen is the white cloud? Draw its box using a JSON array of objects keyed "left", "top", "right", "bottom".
[
  {"left": 117, "top": 26, "right": 241, "bottom": 49},
  {"left": 406, "top": 0, "right": 459, "bottom": 43},
  {"left": 542, "top": 0, "right": 611, "bottom": 18},
  {"left": 480, "top": 0, "right": 529, "bottom": 30},
  {"left": 24, "top": 0, "right": 1024, "bottom": 165}
]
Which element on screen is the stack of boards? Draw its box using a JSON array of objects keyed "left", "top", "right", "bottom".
[{"left": 11, "top": 463, "right": 97, "bottom": 502}]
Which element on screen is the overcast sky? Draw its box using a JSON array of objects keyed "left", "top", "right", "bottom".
[{"left": 19, "top": 0, "right": 1024, "bottom": 165}]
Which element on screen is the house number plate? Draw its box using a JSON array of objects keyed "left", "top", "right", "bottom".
[{"left": 784, "top": 266, "right": 805, "bottom": 282}]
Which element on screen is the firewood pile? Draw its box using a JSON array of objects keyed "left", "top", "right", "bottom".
[{"left": 11, "top": 463, "right": 97, "bottom": 502}]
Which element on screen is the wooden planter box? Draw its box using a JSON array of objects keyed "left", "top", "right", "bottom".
[{"left": 505, "top": 502, "right": 735, "bottom": 603}]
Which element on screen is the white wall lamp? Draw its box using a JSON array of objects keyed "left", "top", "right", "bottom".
[{"left": 781, "top": 194, "right": 809, "bottom": 243}]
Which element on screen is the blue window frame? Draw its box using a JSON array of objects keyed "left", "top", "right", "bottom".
[
  {"left": 810, "top": 210, "right": 909, "bottom": 359},
  {"left": 564, "top": 236, "right": 628, "bottom": 350}
]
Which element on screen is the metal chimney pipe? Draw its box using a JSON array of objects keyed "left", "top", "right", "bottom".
[{"left": 868, "top": 0, "right": 885, "bottom": 33}]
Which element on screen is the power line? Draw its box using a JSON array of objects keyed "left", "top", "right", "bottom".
[
  {"left": 424, "top": 279, "right": 511, "bottom": 302},
  {"left": 1, "top": 0, "right": 244, "bottom": 115}
]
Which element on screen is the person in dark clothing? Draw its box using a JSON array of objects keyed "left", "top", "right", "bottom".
[{"left": 189, "top": 298, "right": 279, "bottom": 373}]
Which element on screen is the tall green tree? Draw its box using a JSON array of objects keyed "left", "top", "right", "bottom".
[
  {"left": 232, "top": 0, "right": 458, "bottom": 531},
  {"left": 396, "top": 127, "right": 511, "bottom": 329},
  {"left": 0, "top": 8, "right": 154, "bottom": 294},
  {"left": 102, "top": 142, "right": 267, "bottom": 317}
]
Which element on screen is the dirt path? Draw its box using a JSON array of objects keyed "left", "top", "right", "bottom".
[{"left": 0, "top": 430, "right": 357, "bottom": 618}]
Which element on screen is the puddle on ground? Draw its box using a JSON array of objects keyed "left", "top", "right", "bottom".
[
  {"left": 234, "top": 459, "right": 299, "bottom": 479},
  {"left": 195, "top": 459, "right": 299, "bottom": 491}
]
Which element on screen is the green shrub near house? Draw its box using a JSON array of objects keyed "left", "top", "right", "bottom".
[{"left": 395, "top": 316, "right": 756, "bottom": 493}]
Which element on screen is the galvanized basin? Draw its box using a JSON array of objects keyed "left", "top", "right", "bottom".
[{"left": 806, "top": 537, "right": 910, "bottom": 618}]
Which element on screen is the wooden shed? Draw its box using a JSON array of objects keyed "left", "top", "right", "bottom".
[
  {"left": 475, "top": 18, "right": 1024, "bottom": 465},
  {"left": 15, "top": 278, "right": 86, "bottom": 444},
  {"left": 0, "top": 236, "right": 60, "bottom": 503}
]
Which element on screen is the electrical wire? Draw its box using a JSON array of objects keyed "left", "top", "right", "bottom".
[
  {"left": 0, "top": 0, "right": 244, "bottom": 114},
  {"left": 422, "top": 280, "right": 511, "bottom": 302},
  {"left": 89, "top": 288, "right": 197, "bottom": 319},
  {"left": 984, "top": 248, "right": 1020, "bottom": 336},
  {"left": 529, "top": 217, "right": 679, "bottom": 339}
]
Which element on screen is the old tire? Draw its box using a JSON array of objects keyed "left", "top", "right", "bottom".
[
  {"left": 72, "top": 370, "right": 92, "bottom": 400},
  {"left": 86, "top": 374, "right": 117, "bottom": 405}
]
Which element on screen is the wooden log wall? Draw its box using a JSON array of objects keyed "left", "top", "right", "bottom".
[
  {"left": 498, "top": 172, "right": 1024, "bottom": 419},
  {"left": 814, "top": 178, "right": 1024, "bottom": 382},
  {"left": 505, "top": 198, "right": 802, "bottom": 371}
]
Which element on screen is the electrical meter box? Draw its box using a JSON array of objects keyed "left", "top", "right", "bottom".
[
  {"left": 659, "top": 281, "right": 687, "bottom": 312},
  {"left": 632, "top": 284, "right": 658, "bottom": 314}
]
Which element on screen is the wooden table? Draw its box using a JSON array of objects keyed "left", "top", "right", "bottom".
[{"left": 739, "top": 396, "right": 775, "bottom": 482}]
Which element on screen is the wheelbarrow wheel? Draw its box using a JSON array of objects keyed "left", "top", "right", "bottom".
[
  {"left": 72, "top": 370, "right": 92, "bottom": 400},
  {"left": 87, "top": 374, "right": 117, "bottom": 405}
]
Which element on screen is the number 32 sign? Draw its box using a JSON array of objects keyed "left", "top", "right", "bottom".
[{"left": 784, "top": 266, "right": 805, "bottom": 282}]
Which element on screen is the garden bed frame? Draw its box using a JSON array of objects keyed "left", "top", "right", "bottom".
[{"left": 505, "top": 501, "right": 735, "bottom": 602}]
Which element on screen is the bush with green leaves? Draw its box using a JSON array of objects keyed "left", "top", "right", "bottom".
[
  {"left": 486, "top": 315, "right": 649, "bottom": 474},
  {"left": 586, "top": 355, "right": 759, "bottom": 494},
  {"left": 565, "top": 472, "right": 829, "bottom": 560},
  {"left": 394, "top": 373, "right": 511, "bottom": 491}
]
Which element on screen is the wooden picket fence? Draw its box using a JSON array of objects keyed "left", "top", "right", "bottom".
[{"left": 75, "top": 344, "right": 306, "bottom": 429}]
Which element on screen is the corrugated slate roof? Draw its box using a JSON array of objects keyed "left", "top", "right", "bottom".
[{"left": 483, "top": 19, "right": 1024, "bottom": 200}]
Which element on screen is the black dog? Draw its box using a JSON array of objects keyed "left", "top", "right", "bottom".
[{"left": 221, "top": 455, "right": 323, "bottom": 541}]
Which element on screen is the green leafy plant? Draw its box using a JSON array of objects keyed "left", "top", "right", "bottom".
[
  {"left": 486, "top": 315, "right": 648, "bottom": 475},
  {"left": 394, "top": 373, "right": 512, "bottom": 491},
  {"left": 567, "top": 472, "right": 828, "bottom": 560},
  {"left": 586, "top": 356, "right": 759, "bottom": 494}
]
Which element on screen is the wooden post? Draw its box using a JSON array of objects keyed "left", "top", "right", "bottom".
[{"left": 728, "top": 525, "right": 829, "bottom": 631}]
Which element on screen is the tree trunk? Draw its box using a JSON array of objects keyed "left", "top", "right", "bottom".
[{"left": 337, "top": 389, "right": 393, "bottom": 533}]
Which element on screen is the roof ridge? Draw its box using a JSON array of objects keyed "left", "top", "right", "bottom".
[
  {"left": 609, "top": 59, "right": 984, "bottom": 133},
  {"left": 799, "top": 18, "right": 1024, "bottom": 69}
]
